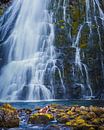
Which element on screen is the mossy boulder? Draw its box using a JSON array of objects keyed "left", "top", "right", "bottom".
[
  {"left": 89, "top": 106, "right": 104, "bottom": 116},
  {"left": 66, "top": 118, "right": 93, "bottom": 128},
  {"left": 99, "top": 126, "right": 104, "bottom": 130},
  {"left": 56, "top": 114, "right": 69, "bottom": 123},
  {"left": 28, "top": 113, "right": 54, "bottom": 124},
  {"left": 34, "top": 106, "right": 41, "bottom": 111},
  {"left": 0, "top": 104, "right": 19, "bottom": 128},
  {"left": 49, "top": 105, "right": 104, "bottom": 128},
  {"left": 2, "top": 103, "right": 16, "bottom": 110}
]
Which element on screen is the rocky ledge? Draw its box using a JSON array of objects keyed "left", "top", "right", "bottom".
[{"left": 0, "top": 103, "right": 104, "bottom": 130}]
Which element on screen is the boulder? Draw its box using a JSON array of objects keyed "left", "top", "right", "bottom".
[
  {"left": 28, "top": 113, "right": 54, "bottom": 124},
  {"left": 0, "top": 104, "right": 19, "bottom": 128}
]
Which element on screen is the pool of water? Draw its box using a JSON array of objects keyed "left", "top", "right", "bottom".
[{"left": 0, "top": 99, "right": 104, "bottom": 109}]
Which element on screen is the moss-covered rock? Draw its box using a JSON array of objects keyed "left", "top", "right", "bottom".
[
  {"left": 0, "top": 104, "right": 19, "bottom": 128},
  {"left": 48, "top": 104, "right": 104, "bottom": 128},
  {"left": 28, "top": 113, "right": 54, "bottom": 124}
]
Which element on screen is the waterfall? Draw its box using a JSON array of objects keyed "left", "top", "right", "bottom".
[
  {"left": 73, "top": 24, "right": 93, "bottom": 98},
  {"left": 0, "top": 0, "right": 62, "bottom": 100},
  {"left": 0, "top": 0, "right": 104, "bottom": 100},
  {"left": 72, "top": 0, "right": 104, "bottom": 98}
]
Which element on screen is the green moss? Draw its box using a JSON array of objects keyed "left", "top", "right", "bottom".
[
  {"left": 88, "top": 127, "right": 96, "bottom": 130},
  {"left": 0, "top": 8, "right": 3, "bottom": 15},
  {"left": 67, "top": 110, "right": 74, "bottom": 115},
  {"left": 58, "top": 20, "right": 65, "bottom": 23},
  {"left": 80, "top": 43, "right": 88, "bottom": 49},
  {"left": 55, "top": 34, "right": 68, "bottom": 47},
  {"left": 29, "top": 113, "right": 54, "bottom": 124},
  {"left": 72, "top": 22, "right": 79, "bottom": 35},
  {"left": 60, "top": 26, "right": 64, "bottom": 29},
  {"left": 0, "top": 104, "right": 17, "bottom": 113},
  {"left": 57, "top": 115, "right": 69, "bottom": 123},
  {"left": 92, "top": 118, "right": 101, "bottom": 125},
  {"left": 66, "top": 118, "right": 93, "bottom": 127}
]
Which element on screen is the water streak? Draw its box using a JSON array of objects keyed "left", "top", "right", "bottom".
[{"left": 0, "top": 0, "right": 64, "bottom": 100}]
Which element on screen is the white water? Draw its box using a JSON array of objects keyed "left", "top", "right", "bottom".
[
  {"left": 74, "top": 25, "right": 83, "bottom": 75},
  {"left": 72, "top": 0, "right": 104, "bottom": 98},
  {"left": 94, "top": 0, "right": 104, "bottom": 26},
  {"left": 93, "top": 0, "right": 102, "bottom": 51},
  {"left": 72, "top": 0, "right": 94, "bottom": 97},
  {"left": 0, "top": 0, "right": 65, "bottom": 100},
  {"left": 63, "top": 0, "right": 66, "bottom": 22},
  {"left": 73, "top": 24, "right": 93, "bottom": 98}
]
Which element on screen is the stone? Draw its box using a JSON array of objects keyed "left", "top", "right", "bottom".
[
  {"left": 0, "top": 104, "right": 19, "bottom": 128},
  {"left": 28, "top": 113, "right": 54, "bottom": 124}
]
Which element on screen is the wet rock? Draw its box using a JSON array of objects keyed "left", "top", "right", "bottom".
[
  {"left": 45, "top": 124, "right": 60, "bottom": 130},
  {"left": 89, "top": 106, "right": 104, "bottom": 116},
  {"left": 0, "top": 0, "right": 12, "bottom": 16},
  {"left": 0, "top": 0, "right": 10, "bottom": 4},
  {"left": 28, "top": 113, "right": 54, "bottom": 124},
  {"left": 92, "top": 118, "right": 102, "bottom": 125},
  {"left": 18, "top": 108, "right": 32, "bottom": 115},
  {"left": 34, "top": 106, "right": 41, "bottom": 111},
  {"left": 0, "top": 104, "right": 19, "bottom": 128},
  {"left": 57, "top": 114, "right": 69, "bottom": 123},
  {"left": 48, "top": 104, "right": 104, "bottom": 128},
  {"left": 99, "top": 126, "right": 104, "bottom": 130},
  {"left": 80, "top": 106, "right": 86, "bottom": 111},
  {"left": 66, "top": 117, "right": 92, "bottom": 127}
]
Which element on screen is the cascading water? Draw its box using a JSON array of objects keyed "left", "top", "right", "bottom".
[
  {"left": 0, "top": 0, "right": 104, "bottom": 100},
  {"left": 73, "top": 24, "right": 93, "bottom": 98},
  {"left": 0, "top": 0, "right": 66, "bottom": 100},
  {"left": 72, "top": 0, "right": 104, "bottom": 98}
]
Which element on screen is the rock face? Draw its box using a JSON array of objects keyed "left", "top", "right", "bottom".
[
  {"left": 0, "top": 104, "right": 19, "bottom": 128},
  {"left": 0, "top": 0, "right": 11, "bottom": 13},
  {"left": 48, "top": 0, "right": 104, "bottom": 99},
  {"left": 0, "top": 0, "right": 10, "bottom": 4}
]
